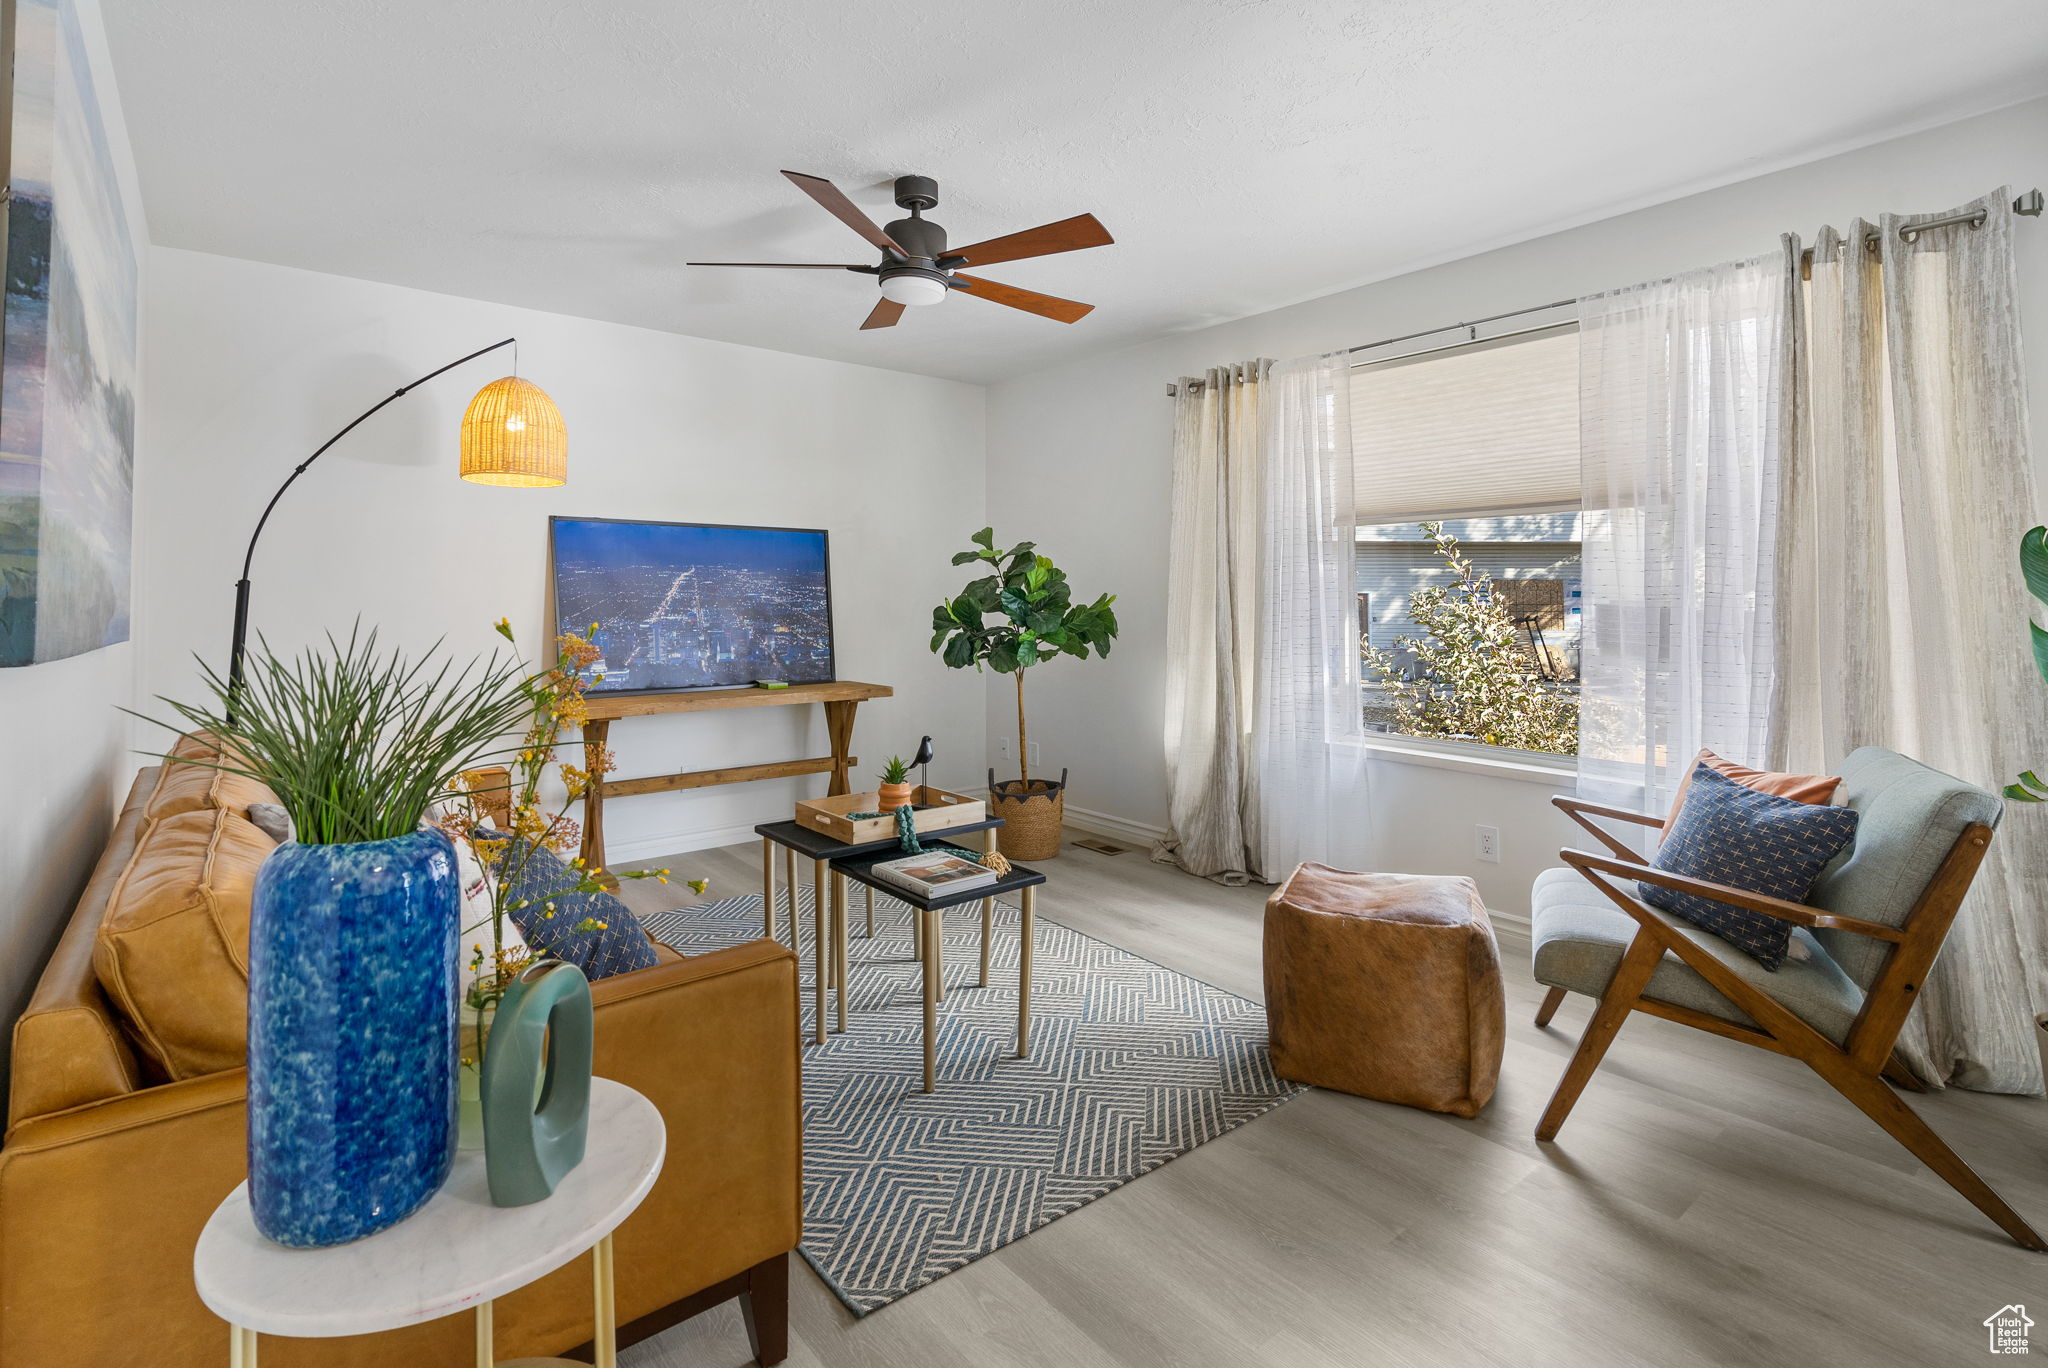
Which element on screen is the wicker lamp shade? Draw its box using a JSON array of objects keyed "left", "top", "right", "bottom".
[{"left": 459, "top": 376, "right": 567, "bottom": 486}]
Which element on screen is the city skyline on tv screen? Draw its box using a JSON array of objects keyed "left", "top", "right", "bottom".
[{"left": 550, "top": 518, "right": 834, "bottom": 693}]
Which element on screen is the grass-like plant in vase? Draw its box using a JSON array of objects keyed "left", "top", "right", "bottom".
[
  {"left": 134, "top": 625, "right": 554, "bottom": 1247},
  {"left": 2008, "top": 525, "right": 2048, "bottom": 802},
  {"left": 930, "top": 527, "right": 1119, "bottom": 859},
  {"left": 139, "top": 622, "right": 684, "bottom": 1238}
]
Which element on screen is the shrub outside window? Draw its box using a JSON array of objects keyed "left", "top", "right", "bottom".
[{"left": 1350, "top": 325, "right": 1580, "bottom": 759}]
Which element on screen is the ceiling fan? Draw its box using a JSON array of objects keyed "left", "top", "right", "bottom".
[{"left": 688, "top": 172, "right": 1113, "bottom": 331}]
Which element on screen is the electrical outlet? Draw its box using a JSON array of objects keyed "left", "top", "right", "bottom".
[
  {"left": 1476, "top": 825, "right": 1500, "bottom": 864},
  {"left": 997, "top": 737, "right": 1011, "bottom": 759},
  {"left": 1028, "top": 741, "right": 1041, "bottom": 767}
]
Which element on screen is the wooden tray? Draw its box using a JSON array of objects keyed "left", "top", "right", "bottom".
[{"left": 794, "top": 785, "right": 987, "bottom": 845}]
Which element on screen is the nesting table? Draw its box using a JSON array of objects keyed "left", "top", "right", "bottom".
[
  {"left": 754, "top": 815, "right": 1044, "bottom": 1090},
  {"left": 827, "top": 845, "right": 1045, "bottom": 1092},
  {"left": 194, "top": 1078, "right": 664, "bottom": 1367},
  {"left": 755, "top": 814, "right": 1001, "bottom": 1042}
]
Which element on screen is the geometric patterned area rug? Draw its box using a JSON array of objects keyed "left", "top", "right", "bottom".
[{"left": 638, "top": 887, "right": 1304, "bottom": 1315}]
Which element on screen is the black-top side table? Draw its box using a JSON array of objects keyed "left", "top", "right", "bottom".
[
  {"left": 753, "top": 816, "right": 1003, "bottom": 1043},
  {"left": 827, "top": 844, "right": 1046, "bottom": 1093}
]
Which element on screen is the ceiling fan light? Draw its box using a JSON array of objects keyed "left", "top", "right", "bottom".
[{"left": 879, "top": 274, "right": 948, "bottom": 307}]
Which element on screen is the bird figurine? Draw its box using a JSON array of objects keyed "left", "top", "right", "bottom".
[{"left": 911, "top": 735, "right": 935, "bottom": 796}]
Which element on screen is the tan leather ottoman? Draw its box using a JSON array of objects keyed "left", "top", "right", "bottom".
[{"left": 1263, "top": 864, "right": 1504, "bottom": 1118}]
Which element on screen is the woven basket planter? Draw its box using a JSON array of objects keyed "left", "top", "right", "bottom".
[{"left": 988, "top": 768, "right": 1066, "bottom": 861}]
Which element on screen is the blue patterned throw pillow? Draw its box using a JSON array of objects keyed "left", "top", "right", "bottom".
[
  {"left": 493, "top": 835, "right": 660, "bottom": 981},
  {"left": 1641, "top": 762, "right": 1859, "bottom": 970}
]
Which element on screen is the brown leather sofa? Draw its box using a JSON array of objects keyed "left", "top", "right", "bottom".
[{"left": 1, "top": 755, "right": 801, "bottom": 1366}]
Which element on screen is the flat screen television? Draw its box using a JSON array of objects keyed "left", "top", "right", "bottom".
[{"left": 548, "top": 516, "right": 835, "bottom": 695}]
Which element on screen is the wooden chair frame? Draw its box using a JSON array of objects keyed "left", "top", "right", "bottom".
[{"left": 1535, "top": 795, "right": 2045, "bottom": 1252}]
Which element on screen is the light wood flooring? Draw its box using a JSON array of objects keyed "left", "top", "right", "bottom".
[{"left": 609, "top": 836, "right": 2048, "bottom": 1368}]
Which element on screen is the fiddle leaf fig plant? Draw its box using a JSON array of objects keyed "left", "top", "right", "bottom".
[
  {"left": 930, "top": 527, "right": 1118, "bottom": 785},
  {"left": 2007, "top": 524, "right": 2048, "bottom": 803}
]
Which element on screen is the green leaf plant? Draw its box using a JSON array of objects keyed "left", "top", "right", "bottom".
[
  {"left": 929, "top": 527, "right": 1119, "bottom": 787},
  {"left": 2007, "top": 524, "right": 2048, "bottom": 803},
  {"left": 131, "top": 622, "right": 540, "bottom": 844}
]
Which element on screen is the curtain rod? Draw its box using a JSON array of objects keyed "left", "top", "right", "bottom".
[
  {"left": 1166, "top": 298, "right": 1573, "bottom": 392},
  {"left": 1169, "top": 189, "right": 2043, "bottom": 396},
  {"left": 1346, "top": 299, "right": 1577, "bottom": 357},
  {"left": 1798, "top": 187, "right": 2042, "bottom": 271}
]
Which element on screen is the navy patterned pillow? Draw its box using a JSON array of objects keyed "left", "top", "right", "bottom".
[
  {"left": 494, "top": 835, "right": 660, "bottom": 981},
  {"left": 1641, "top": 761, "right": 1860, "bottom": 970}
]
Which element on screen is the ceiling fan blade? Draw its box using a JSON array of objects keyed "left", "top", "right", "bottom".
[
  {"left": 686, "top": 261, "right": 864, "bottom": 269},
  {"left": 944, "top": 214, "right": 1113, "bottom": 269},
  {"left": 782, "top": 171, "right": 907, "bottom": 257},
  {"left": 861, "top": 297, "right": 906, "bottom": 330},
  {"left": 950, "top": 273, "right": 1094, "bottom": 323}
]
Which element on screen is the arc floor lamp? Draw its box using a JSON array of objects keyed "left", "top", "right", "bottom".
[{"left": 227, "top": 336, "right": 567, "bottom": 711}]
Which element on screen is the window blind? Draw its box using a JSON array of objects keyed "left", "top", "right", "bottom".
[{"left": 1351, "top": 327, "right": 1580, "bottom": 524}]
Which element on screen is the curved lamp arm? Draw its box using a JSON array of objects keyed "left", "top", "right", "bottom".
[{"left": 227, "top": 337, "right": 517, "bottom": 714}]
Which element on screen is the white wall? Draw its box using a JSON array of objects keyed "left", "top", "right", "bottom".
[
  {"left": 0, "top": 0, "right": 147, "bottom": 1086},
  {"left": 987, "top": 96, "right": 2048, "bottom": 914},
  {"left": 138, "top": 249, "right": 987, "bottom": 860},
  {"left": 0, "top": 645, "right": 134, "bottom": 1021}
]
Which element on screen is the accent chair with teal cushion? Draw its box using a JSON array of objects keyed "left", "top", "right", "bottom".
[{"left": 1527, "top": 746, "right": 2044, "bottom": 1252}]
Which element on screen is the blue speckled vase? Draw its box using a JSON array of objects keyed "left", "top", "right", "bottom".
[{"left": 247, "top": 826, "right": 461, "bottom": 1248}]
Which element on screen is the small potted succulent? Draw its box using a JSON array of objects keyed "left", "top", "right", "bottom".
[{"left": 877, "top": 755, "right": 914, "bottom": 812}]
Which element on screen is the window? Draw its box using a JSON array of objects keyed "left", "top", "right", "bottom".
[{"left": 1350, "top": 324, "right": 1581, "bottom": 758}]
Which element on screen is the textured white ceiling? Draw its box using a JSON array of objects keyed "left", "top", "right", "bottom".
[{"left": 102, "top": 0, "right": 2048, "bottom": 384}]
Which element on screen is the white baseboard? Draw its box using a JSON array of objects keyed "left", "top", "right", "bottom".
[
  {"left": 599, "top": 797, "right": 1171, "bottom": 867},
  {"left": 1060, "top": 803, "right": 1169, "bottom": 849},
  {"left": 600, "top": 822, "right": 768, "bottom": 865},
  {"left": 603, "top": 804, "right": 1537, "bottom": 948},
  {"left": 953, "top": 787, "right": 1167, "bottom": 851}
]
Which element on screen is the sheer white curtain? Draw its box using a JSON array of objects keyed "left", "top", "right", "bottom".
[
  {"left": 1576, "top": 254, "right": 1794, "bottom": 814},
  {"left": 1157, "top": 352, "right": 1369, "bottom": 883},
  {"left": 1778, "top": 190, "right": 2048, "bottom": 1093},
  {"left": 1156, "top": 361, "right": 1268, "bottom": 884},
  {"left": 1253, "top": 352, "right": 1369, "bottom": 876}
]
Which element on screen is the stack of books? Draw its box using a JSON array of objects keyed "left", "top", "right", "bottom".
[{"left": 869, "top": 849, "right": 999, "bottom": 899}]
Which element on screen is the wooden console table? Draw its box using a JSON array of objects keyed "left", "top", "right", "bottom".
[{"left": 579, "top": 681, "right": 892, "bottom": 876}]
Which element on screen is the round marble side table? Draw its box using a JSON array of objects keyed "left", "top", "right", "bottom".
[{"left": 195, "top": 1077, "right": 665, "bottom": 1368}]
